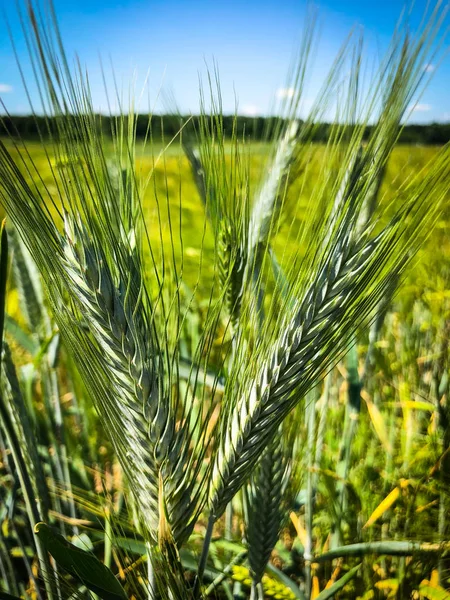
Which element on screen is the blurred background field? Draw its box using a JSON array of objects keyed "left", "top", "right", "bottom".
[{"left": 2, "top": 138, "right": 447, "bottom": 299}]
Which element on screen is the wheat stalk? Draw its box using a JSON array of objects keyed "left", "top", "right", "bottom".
[
  {"left": 1, "top": 341, "right": 50, "bottom": 521},
  {"left": 196, "top": 109, "right": 250, "bottom": 328},
  {"left": 208, "top": 157, "right": 448, "bottom": 519},
  {"left": 0, "top": 224, "right": 57, "bottom": 599},
  {"left": 61, "top": 214, "right": 205, "bottom": 548},
  {"left": 247, "top": 120, "right": 299, "bottom": 262},
  {"left": 9, "top": 227, "right": 50, "bottom": 335},
  {"left": 205, "top": 4, "right": 450, "bottom": 524}
]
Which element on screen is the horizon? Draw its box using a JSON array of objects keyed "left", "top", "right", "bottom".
[{"left": 0, "top": 0, "right": 449, "bottom": 124}]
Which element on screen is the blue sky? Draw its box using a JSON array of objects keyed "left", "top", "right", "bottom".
[{"left": 0, "top": 0, "right": 448, "bottom": 122}]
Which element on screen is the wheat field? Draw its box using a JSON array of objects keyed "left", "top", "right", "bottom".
[
  {"left": 0, "top": 2, "right": 449, "bottom": 600},
  {"left": 1, "top": 135, "right": 449, "bottom": 599}
]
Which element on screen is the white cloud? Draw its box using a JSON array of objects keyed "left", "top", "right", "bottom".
[
  {"left": 276, "top": 87, "right": 296, "bottom": 100},
  {"left": 442, "top": 112, "right": 450, "bottom": 121},
  {"left": 0, "top": 84, "right": 13, "bottom": 94},
  {"left": 424, "top": 63, "right": 435, "bottom": 73},
  {"left": 241, "top": 104, "right": 261, "bottom": 117},
  {"left": 410, "top": 103, "right": 432, "bottom": 112}
]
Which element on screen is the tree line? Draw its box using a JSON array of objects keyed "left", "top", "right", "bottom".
[{"left": 2, "top": 114, "right": 450, "bottom": 145}]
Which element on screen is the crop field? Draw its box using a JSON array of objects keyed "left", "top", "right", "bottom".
[
  {"left": 1, "top": 135, "right": 449, "bottom": 599},
  {"left": 1, "top": 2, "right": 450, "bottom": 600},
  {"left": 2, "top": 139, "right": 446, "bottom": 294}
]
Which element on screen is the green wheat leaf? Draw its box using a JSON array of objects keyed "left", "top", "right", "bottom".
[{"left": 34, "top": 522, "right": 127, "bottom": 600}]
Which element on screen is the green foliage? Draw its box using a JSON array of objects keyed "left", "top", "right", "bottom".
[{"left": 34, "top": 522, "right": 127, "bottom": 600}]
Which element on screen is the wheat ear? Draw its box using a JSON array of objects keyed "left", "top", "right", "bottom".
[
  {"left": 62, "top": 216, "right": 203, "bottom": 547},
  {"left": 244, "top": 434, "right": 291, "bottom": 586},
  {"left": 247, "top": 120, "right": 299, "bottom": 262},
  {"left": 1, "top": 341, "right": 50, "bottom": 521}
]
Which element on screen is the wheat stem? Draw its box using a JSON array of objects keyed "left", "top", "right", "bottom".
[
  {"left": 304, "top": 389, "right": 317, "bottom": 597},
  {"left": 316, "top": 541, "right": 450, "bottom": 562},
  {"left": 194, "top": 514, "right": 215, "bottom": 595},
  {"left": 0, "top": 382, "right": 55, "bottom": 599},
  {"left": 204, "top": 550, "right": 248, "bottom": 596}
]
